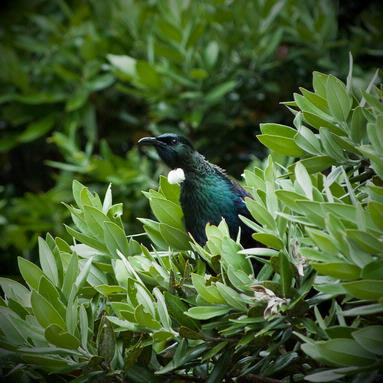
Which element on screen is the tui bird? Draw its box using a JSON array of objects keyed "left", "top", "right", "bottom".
[{"left": 138, "top": 133, "right": 254, "bottom": 246}]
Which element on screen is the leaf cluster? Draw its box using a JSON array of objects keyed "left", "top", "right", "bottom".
[
  {"left": 1, "top": 67, "right": 383, "bottom": 382},
  {"left": 1, "top": 0, "right": 382, "bottom": 267}
]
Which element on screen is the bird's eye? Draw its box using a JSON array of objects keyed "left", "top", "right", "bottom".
[{"left": 171, "top": 138, "right": 177, "bottom": 145}]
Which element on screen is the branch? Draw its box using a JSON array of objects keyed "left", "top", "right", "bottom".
[{"left": 349, "top": 168, "right": 375, "bottom": 183}]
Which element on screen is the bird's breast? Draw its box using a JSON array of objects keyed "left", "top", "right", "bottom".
[{"left": 180, "top": 177, "right": 240, "bottom": 244}]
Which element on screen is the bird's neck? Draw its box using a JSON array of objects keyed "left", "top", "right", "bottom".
[{"left": 182, "top": 152, "right": 220, "bottom": 180}]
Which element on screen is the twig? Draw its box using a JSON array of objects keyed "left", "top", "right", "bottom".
[{"left": 349, "top": 168, "right": 375, "bottom": 183}]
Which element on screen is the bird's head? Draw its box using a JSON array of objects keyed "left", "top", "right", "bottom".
[{"left": 138, "top": 133, "right": 195, "bottom": 169}]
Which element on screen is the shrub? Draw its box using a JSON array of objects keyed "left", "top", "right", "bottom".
[
  {"left": 1, "top": 0, "right": 382, "bottom": 267},
  {"left": 1, "top": 67, "right": 382, "bottom": 382}
]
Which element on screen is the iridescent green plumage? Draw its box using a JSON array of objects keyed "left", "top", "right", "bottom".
[{"left": 139, "top": 133, "right": 253, "bottom": 245}]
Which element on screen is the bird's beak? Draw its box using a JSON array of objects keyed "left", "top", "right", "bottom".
[{"left": 138, "top": 136, "right": 159, "bottom": 146}]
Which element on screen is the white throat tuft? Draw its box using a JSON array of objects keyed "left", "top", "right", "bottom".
[{"left": 167, "top": 168, "right": 185, "bottom": 184}]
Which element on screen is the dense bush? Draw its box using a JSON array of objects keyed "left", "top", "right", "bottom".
[
  {"left": 1, "top": 68, "right": 382, "bottom": 382},
  {"left": 1, "top": 0, "right": 382, "bottom": 271}
]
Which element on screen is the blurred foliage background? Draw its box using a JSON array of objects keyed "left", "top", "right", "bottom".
[{"left": 0, "top": 0, "right": 382, "bottom": 274}]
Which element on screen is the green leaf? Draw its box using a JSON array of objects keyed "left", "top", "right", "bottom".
[
  {"left": 139, "top": 218, "right": 168, "bottom": 249},
  {"left": 135, "top": 283, "right": 155, "bottom": 317},
  {"left": 300, "top": 248, "right": 340, "bottom": 263},
  {"left": 205, "top": 81, "right": 236, "bottom": 104},
  {"left": 190, "top": 68, "right": 208, "bottom": 80},
  {"left": 311, "top": 263, "right": 360, "bottom": 280},
  {"left": 107, "top": 316, "right": 138, "bottom": 331},
  {"left": 304, "top": 368, "right": 355, "bottom": 382},
  {"left": 275, "top": 190, "right": 307, "bottom": 211},
  {"left": 226, "top": 266, "right": 253, "bottom": 292},
  {"left": 97, "top": 316, "right": 116, "bottom": 363},
  {"left": 343, "top": 303, "right": 383, "bottom": 316},
  {"left": 31, "top": 290, "right": 66, "bottom": 329},
  {"left": 294, "top": 93, "right": 332, "bottom": 121},
  {"left": 342, "top": 280, "right": 383, "bottom": 300},
  {"left": 156, "top": 340, "right": 208, "bottom": 375},
  {"left": 303, "top": 111, "right": 342, "bottom": 134},
  {"left": 94, "top": 284, "right": 126, "bottom": 296},
  {"left": 295, "top": 125, "right": 322, "bottom": 155},
  {"left": 65, "top": 225, "right": 107, "bottom": 253},
  {"left": 134, "top": 304, "right": 161, "bottom": 330},
  {"left": 153, "top": 288, "right": 172, "bottom": 331},
  {"left": 20, "top": 354, "right": 71, "bottom": 371},
  {"left": 185, "top": 305, "right": 231, "bottom": 320},
  {"left": 0, "top": 307, "right": 28, "bottom": 344},
  {"left": 369, "top": 201, "right": 383, "bottom": 231},
  {"left": 295, "top": 162, "right": 313, "bottom": 199},
  {"left": 313, "top": 71, "right": 328, "bottom": 98},
  {"left": 160, "top": 223, "right": 190, "bottom": 250},
  {"left": 350, "top": 106, "right": 367, "bottom": 143},
  {"left": 62, "top": 254, "right": 79, "bottom": 300},
  {"left": 206, "top": 350, "right": 232, "bottom": 383},
  {"left": 191, "top": 274, "right": 224, "bottom": 305},
  {"left": 307, "top": 228, "right": 338, "bottom": 255},
  {"left": 295, "top": 200, "right": 324, "bottom": 227},
  {"left": 204, "top": 41, "right": 219, "bottom": 67},
  {"left": 66, "top": 88, "right": 88, "bottom": 111},
  {"left": 45, "top": 324, "right": 80, "bottom": 349},
  {"left": 18, "top": 115, "right": 55, "bottom": 143},
  {"left": 362, "top": 260, "right": 383, "bottom": 280},
  {"left": 149, "top": 197, "right": 184, "bottom": 230},
  {"left": 288, "top": 156, "right": 333, "bottom": 174},
  {"left": 215, "top": 282, "right": 247, "bottom": 311},
  {"left": 202, "top": 341, "right": 229, "bottom": 362},
  {"left": 38, "top": 237, "right": 59, "bottom": 286},
  {"left": 159, "top": 176, "right": 180, "bottom": 203},
  {"left": 361, "top": 90, "right": 383, "bottom": 113},
  {"left": 38, "top": 276, "right": 66, "bottom": 318},
  {"left": 83, "top": 205, "right": 107, "bottom": 239},
  {"left": 326, "top": 75, "right": 352, "bottom": 121},
  {"left": 164, "top": 292, "right": 199, "bottom": 331},
  {"left": 156, "top": 19, "right": 182, "bottom": 42},
  {"left": 352, "top": 326, "right": 383, "bottom": 356},
  {"left": 260, "top": 123, "right": 296, "bottom": 138},
  {"left": 87, "top": 260, "right": 107, "bottom": 286},
  {"left": 18, "top": 257, "right": 44, "bottom": 291},
  {"left": 245, "top": 197, "right": 275, "bottom": 229},
  {"left": 87, "top": 73, "right": 114, "bottom": 92},
  {"left": 220, "top": 237, "right": 253, "bottom": 274},
  {"left": 243, "top": 169, "right": 265, "bottom": 190},
  {"left": 239, "top": 247, "right": 278, "bottom": 257},
  {"left": 346, "top": 229, "right": 382, "bottom": 254},
  {"left": 252, "top": 233, "right": 283, "bottom": 250},
  {"left": 318, "top": 338, "right": 376, "bottom": 366},
  {"left": 300, "top": 88, "right": 329, "bottom": 113},
  {"left": 257, "top": 134, "right": 304, "bottom": 156},
  {"left": 72, "top": 180, "right": 85, "bottom": 208},
  {"left": 79, "top": 305, "right": 89, "bottom": 350},
  {"left": 104, "top": 221, "right": 129, "bottom": 257},
  {"left": 319, "top": 128, "right": 346, "bottom": 162},
  {"left": 107, "top": 54, "right": 136, "bottom": 78},
  {"left": 0, "top": 277, "right": 30, "bottom": 307},
  {"left": 65, "top": 288, "right": 78, "bottom": 336},
  {"left": 279, "top": 252, "right": 293, "bottom": 297},
  {"left": 136, "top": 61, "right": 162, "bottom": 89}
]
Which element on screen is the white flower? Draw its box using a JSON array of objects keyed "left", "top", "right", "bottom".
[{"left": 167, "top": 168, "right": 185, "bottom": 184}]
